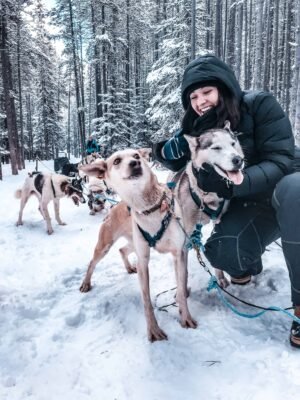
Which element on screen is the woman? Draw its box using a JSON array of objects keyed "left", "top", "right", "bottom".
[{"left": 153, "top": 54, "right": 300, "bottom": 348}]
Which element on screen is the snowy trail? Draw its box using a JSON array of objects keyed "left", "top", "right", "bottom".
[{"left": 0, "top": 161, "right": 300, "bottom": 400}]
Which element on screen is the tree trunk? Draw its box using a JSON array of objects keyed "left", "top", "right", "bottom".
[
  {"left": 294, "top": 0, "right": 300, "bottom": 142},
  {"left": 16, "top": 6, "right": 25, "bottom": 168},
  {"left": 25, "top": 94, "right": 34, "bottom": 161},
  {"left": 191, "top": 0, "right": 196, "bottom": 59},
  {"left": 253, "top": 0, "right": 263, "bottom": 89},
  {"left": 225, "top": 0, "right": 236, "bottom": 70},
  {"left": 91, "top": 0, "right": 102, "bottom": 120},
  {"left": 0, "top": 8, "right": 18, "bottom": 175},
  {"left": 68, "top": 0, "right": 85, "bottom": 156},
  {"left": 214, "top": 0, "right": 222, "bottom": 58},
  {"left": 263, "top": 0, "right": 272, "bottom": 91},
  {"left": 273, "top": 0, "right": 280, "bottom": 96},
  {"left": 235, "top": 1, "right": 243, "bottom": 82}
]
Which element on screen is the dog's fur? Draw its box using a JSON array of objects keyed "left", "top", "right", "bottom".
[
  {"left": 15, "top": 173, "right": 86, "bottom": 234},
  {"left": 87, "top": 177, "right": 108, "bottom": 215},
  {"left": 80, "top": 149, "right": 197, "bottom": 341}
]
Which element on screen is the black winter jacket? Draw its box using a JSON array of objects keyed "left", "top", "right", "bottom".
[{"left": 153, "top": 54, "right": 295, "bottom": 201}]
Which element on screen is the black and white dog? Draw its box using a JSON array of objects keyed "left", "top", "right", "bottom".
[{"left": 15, "top": 172, "right": 85, "bottom": 234}]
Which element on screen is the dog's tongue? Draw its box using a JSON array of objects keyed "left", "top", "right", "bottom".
[{"left": 227, "top": 170, "right": 244, "bottom": 185}]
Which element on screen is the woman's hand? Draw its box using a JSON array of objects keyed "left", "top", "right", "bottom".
[{"left": 194, "top": 163, "right": 233, "bottom": 199}]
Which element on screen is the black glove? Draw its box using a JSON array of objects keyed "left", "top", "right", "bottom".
[
  {"left": 190, "top": 108, "right": 218, "bottom": 136},
  {"left": 193, "top": 163, "right": 233, "bottom": 199}
]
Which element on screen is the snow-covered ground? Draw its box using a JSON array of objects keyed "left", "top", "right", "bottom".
[{"left": 0, "top": 159, "right": 299, "bottom": 400}]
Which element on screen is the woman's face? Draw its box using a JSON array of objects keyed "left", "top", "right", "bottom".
[{"left": 189, "top": 86, "right": 219, "bottom": 116}]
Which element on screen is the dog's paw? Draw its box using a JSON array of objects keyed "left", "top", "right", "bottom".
[
  {"left": 80, "top": 282, "right": 91, "bottom": 292},
  {"left": 47, "top": 228, "right": 54, "bottom": 235},
  {"left": 180, "top": 314, "right": 198, "bottom": 329},
  {"left": 126, "top": 265, "right": 137, "bottom": 274},
  {"left": 16, "top": 221, "right": 23, "bottom": 226},
  {"left": 148, "top": 325, "right": 168, "bottom": 342},
  {"left": 59, "top": 222, "right": 67, "bottom": 226}
]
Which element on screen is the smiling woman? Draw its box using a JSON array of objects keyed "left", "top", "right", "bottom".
[{"left": 152, "top": 53, "right": 300, "bottom": 348}]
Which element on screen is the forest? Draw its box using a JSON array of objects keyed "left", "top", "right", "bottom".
[{"left": 0, "top": 0, "right": 299, "bottom": 179}]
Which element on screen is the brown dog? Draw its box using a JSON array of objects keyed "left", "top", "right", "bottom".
[{"left": 80, "top": 149, "right": 197, "bottom": 342}]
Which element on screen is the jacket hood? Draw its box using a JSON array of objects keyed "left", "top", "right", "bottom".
[{"left": 181, "top": 54, "right": 243, "bottom": 110}]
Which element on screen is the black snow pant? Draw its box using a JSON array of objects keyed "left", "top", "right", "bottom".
[{"left": 204, "top": 172, "right": 300, "bottom": 306}]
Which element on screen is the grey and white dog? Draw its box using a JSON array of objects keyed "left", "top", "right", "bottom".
[{"left": 174, "top": 122, "right": 245, "bottom": 285}]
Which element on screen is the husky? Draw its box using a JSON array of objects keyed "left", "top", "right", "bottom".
[
  {"left": 175, "top": 122, "right": 244, "bottom": 286},
  {"left": 79, "top": 149, "right": 197, "bottom": 342},
  {"left": 15, "top": 172, "right": 86, "bottom": 234}
]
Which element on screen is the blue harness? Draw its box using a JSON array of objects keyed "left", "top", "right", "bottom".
[{"left": 137, "top": 196, "right": 174, "bottom": 248}]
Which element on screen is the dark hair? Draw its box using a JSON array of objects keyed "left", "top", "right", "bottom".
[{"left": 181, "top": 86, "right": 241, "bottom": 133}]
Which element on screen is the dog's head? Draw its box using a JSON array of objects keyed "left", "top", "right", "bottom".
[
  {"left": 185, "top": 122, "right": 244, "bottom": 185},
  {"left": 79, "top": 149, "right": 153, "bottom": 197},
  {"left": 87, "top": 177, "right": 107, "bottom": 211},
  {"left": 61, "top": 178, "right": 86, "bottom": 206}
]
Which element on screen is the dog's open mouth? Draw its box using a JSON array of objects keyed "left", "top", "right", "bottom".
[{"left": 214, "top": 164, "right": 244, "bottom": 185}]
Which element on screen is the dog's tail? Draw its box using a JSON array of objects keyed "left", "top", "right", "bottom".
[{"left": 15, "top": 189, "right": 22, "bottom": 199}]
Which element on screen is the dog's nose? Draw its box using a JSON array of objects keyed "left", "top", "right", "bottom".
[
  {"left": 129, "top": 160, "right": 141, "bottom": 168},
  {"left": 232, "top": 155, "right": 243, "bottom": 169}
]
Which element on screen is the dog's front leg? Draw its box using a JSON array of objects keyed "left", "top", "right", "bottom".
[
  {"left": 137, "top": 256, "right": 168, "bottom": 342},
  {"left": 173, "top": 249, "right": 197, "bottom": 329},
  {"left": 53, "top": 199, "right": 66, "bottom": 226},
  {"left": 40, "top": 201, "right": 53, "bottom": 234}
]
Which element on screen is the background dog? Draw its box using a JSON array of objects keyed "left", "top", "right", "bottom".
[
  {"left": 15, "top": 173, "right": 85, "bottom": 234},
  {"left": 80, "top": 149, "right": 197, "bottom": 342},
  {"left": 87, "top": 177, "right": 108, "bottom": 215}
]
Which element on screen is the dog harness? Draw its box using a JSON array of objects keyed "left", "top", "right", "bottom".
[
  {"left": 51, "top": 178, "right": 57, "bottom": 198},
  {"left": 189, "top": 186, "right": 225, "bottom": 220},
  {"left": 190, "top": 164, "right": 226, "bottom": 220},
  {"left": 136, "top": 195, "right": 175, "bottom": 248}
]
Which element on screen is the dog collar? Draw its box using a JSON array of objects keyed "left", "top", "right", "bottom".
[{"left": 140, "top": 192, "right": 168, "bottom": 215}]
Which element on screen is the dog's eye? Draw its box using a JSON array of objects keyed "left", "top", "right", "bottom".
[
  {"left": 211, "top": 146, "right": 221, "bottom": 151},
  {"left": 231, "top": 142, "right": 236, "bottom": 146},
  {"left": 113, "top": 158, "right": 121, "bottom": 165},
  {"left": 133, "top": 153, "right": 140, "bottom": 160}
]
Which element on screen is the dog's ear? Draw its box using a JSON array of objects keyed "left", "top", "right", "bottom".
[
  {"left": 61, "top": 181, "right": 70, "bottom": 194},
  {"left": 79, "top": 160, "right": 107, "bottom": 179},
  {"left": 184, "top": 135, "right": 198, "bottom": 152},
  {"left": 138, "top": 147, "right": 152, "bottom": 161},
  {"left": 224, "top": 120, "right": 231, "bottom": 132},
  {"left": 185, "top": 133, "right": 213, "bottom": 151}
]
